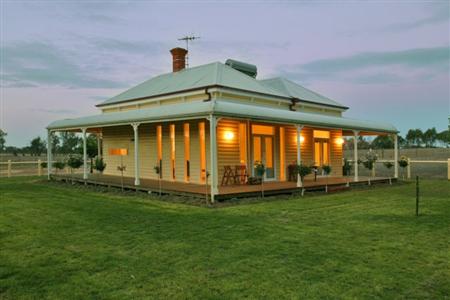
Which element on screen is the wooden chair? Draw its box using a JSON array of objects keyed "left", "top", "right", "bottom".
[
  {"left": 288, "top": 164, "right": 297, "bottom": 182},
  {"left": 221, "top": 166, "right": 235, "bottom": 186},
  {"left": 234, "top": 165, "right": 248, "bottom": 185}
]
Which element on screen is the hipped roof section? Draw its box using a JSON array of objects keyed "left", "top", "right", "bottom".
[
  {"left": 48, "top": 100, "right": 397, "bottom": 133},
  {"left": 97, "top": 62, "right": 347, "bottom": 109}
]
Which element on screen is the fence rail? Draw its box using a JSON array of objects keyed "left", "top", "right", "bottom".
[
  {"left": 2, "top": 159, "right": 450, "bottom": 180},
  {"left": 0, "top": 160, "right": 90, "bottom": 177},
  {"left": 347, "top": 158, "right": 450, "bottom": 180}
]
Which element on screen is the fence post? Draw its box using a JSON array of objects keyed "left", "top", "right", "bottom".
[
  {"left": 372, "top": 162, "right": 376, "bottom": 178},
  {"left": 448, "top": 158, "right": 450, "bottom": 181},
  {"left": 38, "top": 159, "right": 42, "bottom": 176},
  {"left": 407, "top": 158, "right": 411, "bottom": 179},
  {"left": 7, "top": 160, "right": 12, "bottom": 177}
]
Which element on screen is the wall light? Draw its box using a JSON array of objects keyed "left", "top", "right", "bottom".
[
  {"left": 224, "top": 131, "right": 235, "bottom": 141},
  {"left": 335, "top": 137, "right": 344, "bottom": 145},
  {"left": 296, "top": 135, "right": 305, "bottom": 144}
]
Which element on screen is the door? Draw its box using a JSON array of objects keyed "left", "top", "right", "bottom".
[
  {"left": 253, "top": 135, "right": 275, "bottom": 180},
  {"left": 314, "top": 140, "right": 330, "bottom": 167}
]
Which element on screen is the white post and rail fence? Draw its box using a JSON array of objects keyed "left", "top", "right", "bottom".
[
  {"left": 1, "top": 158, "right": 450, "bottom": 180},
  {"left": 345, "top": 158, "right": 450, "bottom": 180},
  {"left": 0, "top": 160, "right": 90, "bottom": 178}
]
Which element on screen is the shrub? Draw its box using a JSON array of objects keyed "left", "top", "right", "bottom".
[
  {"left": 322, "top": 165, "right": 332, "bottom": 175},
  {"left": 94, "top": 157, "right": 106, "bottom": 173},
  {"left": 384, "top": 161, "right": 394, "bottom": 169},
  {"left": 342, "top": 158, "right": 352, "bottom": 176},
  {"left": 254, "top": 161, "right": 265, "bottom": 178},
  {"left": 67, "top": 155, "right": 83, "bottom": 171},
  {"left": 296, "top": 164, "right": 311, "bottom": 182}
]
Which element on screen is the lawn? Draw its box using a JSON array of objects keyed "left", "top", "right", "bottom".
[{"left": 1, "top": 178, "right": 449, "bottom": 299}]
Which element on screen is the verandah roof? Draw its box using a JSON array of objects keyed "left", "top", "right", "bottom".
[{"left": 47, "top": 100, "right": 397, "bottom": 133}]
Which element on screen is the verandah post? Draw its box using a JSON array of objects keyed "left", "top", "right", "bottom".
[
  {"left": 296, "top": 125, "right": 303, "bottom": 187},
  {"left": 353, "top": 130, "right": 359, "bottom": 181},
  {"left": 209, "top": 115, "right": 218, "bottom": 203},
  {"left": 394, "top": 133, "right": 399, "bottom": 178},
  {"left": 82, "top": 128, "right": 88, "bottom": 180},
  {"left": 47, "top": 130, "right": 53, "bottom": 180},
  {"left": 132, "top": 123, "right": 140, "bottom": 186}
]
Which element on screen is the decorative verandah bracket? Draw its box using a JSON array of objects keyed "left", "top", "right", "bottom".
[
  {"left": 296, "top": 125, "right": 304, "bottom": 188},
  {"left": 131, "top": 123, "right": 141, "bottom": 186},
  {"left": 353, "top": 130, "right": 360, "bottom": 182}
]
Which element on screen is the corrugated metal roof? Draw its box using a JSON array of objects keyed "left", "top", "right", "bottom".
[
  {"left": 98, "top": 62, "right": 288, "bottom": 107},
  {"left": 48, "top": 100, "right": 396, "bottom": 133},
  {"left": 259, "top": 77, "right": 346, "bottom": 109}
]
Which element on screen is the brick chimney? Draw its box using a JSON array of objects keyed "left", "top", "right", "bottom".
[{"left": 170, "top": 47, "right": 188, "bottom": 72}]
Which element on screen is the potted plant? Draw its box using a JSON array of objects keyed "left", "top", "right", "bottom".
[
  {"left": 322, "top": 164, "right": 331, "bottom": 193},
  {"left": 296, "top": 163, "right": 311, "bottom": 196},
  {"left": 398, "top": 156, "right": 409, "bottom": 180},
  {"left": 94, "top": 157, "right": 106, "bottom": 180},
  {"left": 54, "top": 161, "right": 66, "bottom": 175},
  {"left": 342, "top": 158, "right": 352, "bottom": 186},
  {"left": 362, "top": 150, "right": 378, "bottom": 185},
  {"left": 383, "top": 161, "right": 394, "bottom": 184},
  {"left": 154, "top": 164, "right": 162, "bottom": 196},
  {"left": 254, "top": 161, "right": 266, "bottom": 198}
]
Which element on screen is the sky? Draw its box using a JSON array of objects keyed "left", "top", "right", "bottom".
[{"left": 1, "top": 0, "right": 449, "bottom": 147}]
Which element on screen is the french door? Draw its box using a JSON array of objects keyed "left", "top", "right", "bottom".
[
  {"left": 314, "top": 139, "right": 330, "bottom": 167},
  {"left": 253, "top": 135, "right": 275, "bottom": 180}
]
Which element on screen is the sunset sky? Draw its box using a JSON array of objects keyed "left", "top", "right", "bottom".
[{"left": 1, "top": 1, "right": 449, "bottom": 146}]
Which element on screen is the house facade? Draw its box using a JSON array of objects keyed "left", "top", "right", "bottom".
[{"left": 47, "top": 47, "right": 399, "bottom": 201}]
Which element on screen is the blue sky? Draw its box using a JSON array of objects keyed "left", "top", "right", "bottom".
[{"left": 1, "top": 1, "right": 449, "bottom": 146}]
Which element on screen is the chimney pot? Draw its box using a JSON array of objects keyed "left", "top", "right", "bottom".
[{"left": 170, "top": 47, "right": 188, "bottom": 72}]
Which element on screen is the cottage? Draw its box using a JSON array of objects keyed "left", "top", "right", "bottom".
[{"left": 47, "top": 47, "right": 399, "bottom": 201}]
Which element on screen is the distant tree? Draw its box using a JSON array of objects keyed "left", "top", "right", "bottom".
[
  {"left": 406, "top": 129, "right": 423, "bottom": 147},
  {"left": 5, "top": 146, "right": 20, "bottom": 156},
  {"left": 436, "top": 130, "right": 450, "bottom": 147},
  {"left": 357, "top": 136, "right": 371, "bottom": 149},
  {"left": 0, "top": 129, "right": 6, "bottom": 152},
  {"left": 29, "top": 137, "right": 47, "bottom": 156},
  {"left": 422, "top": 127, "right": 437, "bottom": 147},
  {"left": 371, "top": 135, "right": 394, "bottom": 149},
  {"left": 84, "top": 134, "right": 98, "bottom": 173},
  {"left": 59, "top": 132, "right": 81, "bottom": 154},
  {"left": 51, "top": 134, "right": 60, "bottom": 154}
]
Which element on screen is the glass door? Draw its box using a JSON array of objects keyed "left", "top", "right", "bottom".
[
  {"left": 253, "top": 135, "right": 275, "bottom": 180},
  {"left": 314, "top": 140, "right": 330, "bottom": 167}
]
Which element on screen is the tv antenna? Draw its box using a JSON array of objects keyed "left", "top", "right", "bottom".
[{"left": 178, "top": 35, "right": 200, "bottom": 67}]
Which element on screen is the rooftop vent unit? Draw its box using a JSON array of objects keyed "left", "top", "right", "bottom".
[{"left": 225, "top": 59, "right": 257, "bottom": 78}]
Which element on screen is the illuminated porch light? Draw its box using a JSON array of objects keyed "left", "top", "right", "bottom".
[
  {"left": 336, "top": 137, "right": 344, "bottom": 145},
  {"left": 224, "top": 131, "right": 235, "bottom": 141},
  {"left": 296, "top": 135, "right": 305, "bottom": 144}
]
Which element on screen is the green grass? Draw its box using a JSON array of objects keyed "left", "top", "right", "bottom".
[{"left": 1, "top": 178, "right": 449, "bottom": 299}]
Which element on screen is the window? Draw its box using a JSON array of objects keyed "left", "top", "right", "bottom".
[
  {"left": 252, "top": 124, "right": 275, "bottom": 135},
  {"left": 170, "top": 124, "right": 175, "bottom": 180},
  {"left": 184, "top": 123, "right": 190, "bottom": 182},
  {"left": 313, "top": 130, "right": 330, "bottom": 139},
  {"left": 199, "top": 122, "right": 206, "bottom": 183},
  {"left": 239, "top": 123, "right": 247, "bottom": 165}
]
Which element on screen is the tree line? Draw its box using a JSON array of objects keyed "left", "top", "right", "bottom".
[
  {"left": 0, "top": 127, "right": 448, "bottom": 156},
  {"left": 0, "top": 130, "right": 99, "bottom": 157},
  {"left": 344, "top": 127, "right": 449, "bottom": 150}
]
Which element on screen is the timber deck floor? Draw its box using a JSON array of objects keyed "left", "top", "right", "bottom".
[{"left": 51, "top": 173, "right": 396, "bottom": 200}]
